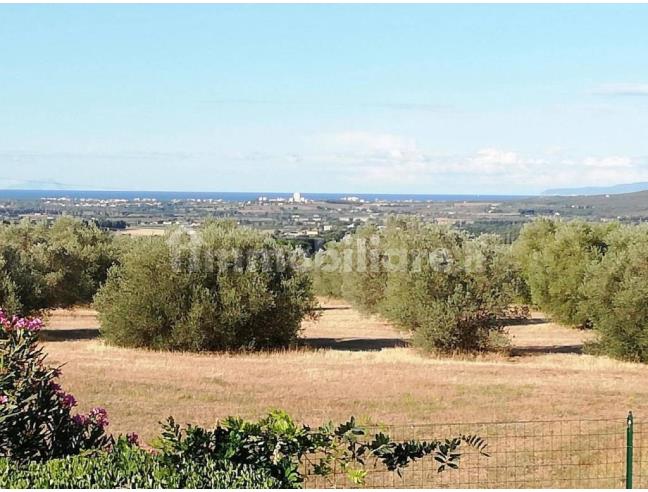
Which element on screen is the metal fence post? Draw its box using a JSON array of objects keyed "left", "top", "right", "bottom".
[{"left": 627, "top": 411, "right": 634, "bottom": 489}]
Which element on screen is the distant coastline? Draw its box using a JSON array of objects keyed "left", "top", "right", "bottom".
[{"left": 0, "top": 189, "right": 533, "bottom": 203}]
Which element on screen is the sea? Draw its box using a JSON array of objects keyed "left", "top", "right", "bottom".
[{"left": 0, "top": 189, "right": 532, "bottom": 202}]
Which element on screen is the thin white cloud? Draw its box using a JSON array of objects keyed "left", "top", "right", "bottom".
[
  {"left": 581, "top": 156, "right": 633, "bottom": 168},
  {"left": 200, "top": 99, "right": 452, "bottom": 113},
  {"left": 5, "top": 132, "right": 648, "bottom": 194},
  {"left": 305, "top": 131, "right": 648, "bottom": 191},
  {"left": 592, "top": 83, "right": 648, "bottom": 96}
]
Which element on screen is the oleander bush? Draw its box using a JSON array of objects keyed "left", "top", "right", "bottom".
[
  {"left": 94, "top": 220, "right": 318, "bottom": 351},
  {"left": 0, "top": 311, "right": 113, "bottom": 463}
]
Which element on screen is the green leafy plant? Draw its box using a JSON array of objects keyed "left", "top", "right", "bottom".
[
  {"left": 0, "top": 438, "right": 281, "bottom": 489},
  {"left": 154, "top": 411, "right": 489, "bottom": 488}
]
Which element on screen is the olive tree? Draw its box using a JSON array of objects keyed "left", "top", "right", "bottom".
[
  {"left": 94, "top": 221, "right": 317, "bottom": 351},
  {"left": 0, "top": 218, "right": 118, "bottom": 314}
]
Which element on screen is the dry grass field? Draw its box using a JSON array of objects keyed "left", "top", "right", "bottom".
[
  {"left": 41, "top": 299, "right": 647, "bottom": 447},
  {"left": 116, "top": 227, "right": 167, "bottom": 237}
]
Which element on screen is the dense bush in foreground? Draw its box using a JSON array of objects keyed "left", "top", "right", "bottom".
[
  {"left": 312, "top": 217, "right": 523, "bottom": 353},
  {"left": 94, "top": 221, "right": 318, "bottom": 351},
  {"left": 0, "top": 443, "right": 280, "bottom": 488},
  {"left": 0, "top": 411, "right": 487, "bottom": 489},
  {"left": 0, "top": 217, "right": 118, "bottom": 315}
]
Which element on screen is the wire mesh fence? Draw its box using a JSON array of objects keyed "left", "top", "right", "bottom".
[{"left": 303, "top": 413, "right": 642, "bottom": 488}]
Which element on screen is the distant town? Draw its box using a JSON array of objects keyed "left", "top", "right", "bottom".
[{"left": 3, "top": 189, "right": 648, "bottom": 250}]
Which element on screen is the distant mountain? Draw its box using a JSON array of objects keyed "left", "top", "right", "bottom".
[
  {"left": 508, "top": 189, "right": 648, "bottom": 219},
  {"left": 542, "top": 182, "right": 648, "bottom": 196},
  {"left": 0, "top": 179, "right": 84, "bottom": 191}
]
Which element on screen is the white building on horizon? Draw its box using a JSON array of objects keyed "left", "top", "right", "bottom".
[{"left": 290, "top": 191, "right": 306, "bottom": 203}]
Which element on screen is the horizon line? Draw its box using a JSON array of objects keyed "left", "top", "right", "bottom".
[{"left": 0, "top": 188, "right": 536, "bottom": 198}]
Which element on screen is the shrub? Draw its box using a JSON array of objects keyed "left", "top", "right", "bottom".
[
  {"left": 153, "top": 410, "right": 487, "bottom": 488},
  {"left": 0, "top": 311, "right": 112, "bottom": 463},
  {"left": 339, "top": 224, "right": 389, "bottom": 313},
  {"left": 311, "top": 217, "right": 522, "bottom": 353},
  {"left": 581, "top": 224, "right": 648, "bottom": 362},
  {"left": 311, "top": 242, "right": 344, "bottom": 298},
  {"left": 0, "top": 218, "right": 118, "bottom": 314},
  {"left": 0, "top": 439, "right": 281, "bottom": 489},
  {"left": 380, "top": 221, "right": 519, "bottom": 352},
  {"left": 94, "top": 221, "right": 318, "bottom": 351},
  {"left": 512, "top": 219, "right": 615, "bottom": 327},
  {"left": 0, "top": 414, "right": 488, "bottom": 489}
]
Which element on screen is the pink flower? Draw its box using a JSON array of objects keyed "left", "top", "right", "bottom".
[
  {"left": 26, "top": 318, "right": 44, "bottom": 332},
  {"left": 0, "top": 311, "right": 43, "bottom": 332},
  {"left": 72, "top": 414, "right": 88, "bottom": 426},
  {"left": 89, "top": 407, "right": 109, "bottom": 427},
  {"left": 126, "top": 432, "right": 140, "bottom": 446},
  {"left": 0, "top": 395, "right": 8, "bottom": 405},
  {"left": 61, "top": 393, "right": 77, "bottom": 408}
]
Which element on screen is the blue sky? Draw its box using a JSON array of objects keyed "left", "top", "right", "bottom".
[{"left": 2, "top": 4, "right": 648, "bottom": 194}]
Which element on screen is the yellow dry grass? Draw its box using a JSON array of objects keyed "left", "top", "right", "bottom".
[
  {"left": 116, "top": 227, "right": 166, "bottom": 237},
  {"left": 40, "top": 299, "right": 648, "bottom": 450}
]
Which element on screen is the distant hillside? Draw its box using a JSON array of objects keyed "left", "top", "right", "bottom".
[
  {"left": 542, "top": 182, "right": 648, "bottom": 196},
  {"left": 505, "top": 190, "right": 648, "bottom": 219}
]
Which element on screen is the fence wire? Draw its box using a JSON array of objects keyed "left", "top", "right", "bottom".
[{"left": 303, "top": 416, "right": 640, "bottom": 488}]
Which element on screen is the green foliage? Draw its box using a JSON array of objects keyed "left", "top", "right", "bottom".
[
  {"left": 512, "top": 219, "right": 648, "bottom": 362},
  {"left": 0, "top": 414, "right": 487, "bottom": 489},
  {"left": 582, "top": 224, "right": 648, "bottom": 362},
  {"left": 0, "top": 218, "right": 118, "bottom": 315},
  {"left": 340, "top": 224, "right": 389, "bottom": 313},
  {"left": 311, "top": 242, "right": 344, "bottom": 298},
  {"left": 312, "top": 217, "right": 522, "bottom": 353},
  {"left": 94, "top": 220, "right": 318, "bottom": 351},
  {"left": 0, "top": 439, "right": 281, "bottom": 489},
  {"left": 154, "top": 410, "right": 488, "bottom": 488},
  {"left": 512, "top": 218, "right": 616, "bottom": 326},
  {"left": 458, "top": 220, "right": 523, "bottom": 243},
  {"left": 0, "top": 312, "right": 112, "bottom": 463}
]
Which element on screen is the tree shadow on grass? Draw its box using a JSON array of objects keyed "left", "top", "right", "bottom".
[
  {"left": 502, "top": 317, "right": 548, "bottom": 326},
  {"left": 300, "top": 337, "right": 409, "bottom": 351},
  {"left": 510, "top": 344, "right": 584, "bottom": 356},
  {"left": 39, "top": 328, "right": 101, "bottom": 342}
]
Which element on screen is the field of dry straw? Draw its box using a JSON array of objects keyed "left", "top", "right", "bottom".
[{"left": 40, "top": 298, "right": 648, "bottom": 444}]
